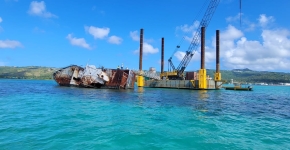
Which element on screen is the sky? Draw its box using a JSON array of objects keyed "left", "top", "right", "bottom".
[{"left": 0, "top": 0, "right": 290, "bottom": 73}]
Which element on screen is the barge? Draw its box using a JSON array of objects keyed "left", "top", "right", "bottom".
[
  {"left": 223, "top": 86, "right": 253, "bottom": 91},
  {"left": 223, "top": 83, "right": 253, "bottom": 91}
]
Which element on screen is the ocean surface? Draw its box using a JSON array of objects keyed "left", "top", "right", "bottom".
[{"left": 0, "top": 79, "right": 289, "bottom": 150}]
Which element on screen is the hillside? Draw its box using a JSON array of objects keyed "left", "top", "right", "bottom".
[
  {"left": 1, "top": 66, "right": 290, "bottom": 83},
  {"left": 0, "top": 66, "right": 57, "bottom": 80},
  {"left": 206, "top": 69, "right": 290, "bottom": 84}
]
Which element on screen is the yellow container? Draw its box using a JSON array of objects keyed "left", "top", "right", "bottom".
[
  {"left": 137, "top": 76, "right": 144, "bottom": 87},
  {"left": 199, "top": 69, "right": 207, "bottom": 89},
  {"left": 215, "top": 72, "right": 221, "bottom": 81}
]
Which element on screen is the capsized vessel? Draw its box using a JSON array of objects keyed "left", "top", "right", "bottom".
[{"left": 53, "top": 65, "right": 136, "bottom": 89}]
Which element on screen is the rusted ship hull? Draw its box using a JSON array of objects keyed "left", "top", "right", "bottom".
[
  {"left": 53, "top": 65, "right": 136, "bottom": 89},
  {"left": 53, "top": 65, "right": 83, "bottom": 86}
]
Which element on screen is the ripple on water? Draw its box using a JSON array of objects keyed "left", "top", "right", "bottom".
[{"left": 0, "top": 80, "right": 290, "bottom": 149}]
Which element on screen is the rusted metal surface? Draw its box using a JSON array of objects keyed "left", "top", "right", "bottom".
[
  {"left": 53, "top": 65, "right": 136, "bottom": 89},
  {"left": 215, "top": 30, "right": 221, "bottom": 89},
  {"left": 161, "top": 37, "right": 164, "bottom": 73},
  {"left": 105, "top": 69, "right": 126, "bottom": 88},
  {"left": 201, "top": 27, "right": 205, "bottom": 69},
  {"left": 79, "top": 65, "right": 109, "bottom": 88},
  {"left": 185, "top": 72, "right": 198, "bottom": 80},
  {"left": 216, "top": 30, "right": 220, "bottom": 73},
  {"left": 139, "top": 28, "right": 143, "bottom": 71},
  {"left": 53, "top": 65, "right": 83, "bottom": 86},
  {"left": 103, "top": 69, "right": 136, "bottom": 89}
]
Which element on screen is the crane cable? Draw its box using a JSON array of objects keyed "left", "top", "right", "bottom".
[{"left": 170, "top": 36, "right": 185, "bottom": 59}]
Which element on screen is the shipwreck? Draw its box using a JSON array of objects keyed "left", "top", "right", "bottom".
[{"left": 53, "top": 65, "right": 136, "bottom": 89}]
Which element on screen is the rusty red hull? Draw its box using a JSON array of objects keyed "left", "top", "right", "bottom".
[
  {"left": 53, "top": 65, "right": 136, "bottom": 89},
  {"left": 53, "top": 65, "right": 83, "bottom": 86},
  {"left": 102, "top": 69, "right": 136, "bottom": 89}
]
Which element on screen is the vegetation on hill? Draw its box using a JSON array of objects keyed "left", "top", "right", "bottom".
[
  {"left": 206, "top": 69, "right": 290, "bottom": 84},
  {"left": 0, "top": 66, "right": 57, "bottom": 80},
  {"left": 0, "top": 66, "right": 289, "bottom": 83}
]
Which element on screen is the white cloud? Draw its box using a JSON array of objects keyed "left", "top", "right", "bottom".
[
  {"left": 176, "top": 21, "right": 200, "bottom": 33},
  {"left": 28, "top": 1, "right": 57, "bottom": 18},
  {"left": 226, "top": 13, "right": 242, "bottom": 23},
  {"left": 131, "top": 30, "right": 158, "bottom": 55},
  {"left": 66, "top": 34, "right": 91, "bottom": 50},
  {"left": 0, "top": 40, "right": 22, "bottom": 48},
  {"left": 175, "top": 21, "right": 208, "bottom": 44},
  {"left": 134, "top": 42, "right": 159, "bottom": 54},
  {"left": 174, "top": 51, "right": 186, "bottom": 61},
  {"left": 130, "top": 30, "right": 154, "bottom": 43},
  {"left": 262, "top": 29, "right": 290, "bottom": 57},
  {"left": 171, "top": 14, "right": 290, "bottom": 72},
  {"left": 173, "top": 21, "right": 223, "bottom": 64},
  {"left": 173, "top": 50, "right": 201, "bottom": 62},
  {"left": 204, "top": 47, "right": 216, "bottom": 62},
  {"left": 85, "top": 26, "right": 109, "bottom": 39},
  {"left": 174, "top": 25, "right": 243, "bottom": 63},
  {"left": 259, "top": 14, "right": 274, "bottom": 27},
  {"left": 0, "top": 17, "right": 2, "bottom": 23},
  {"left": 245, "top": 23, "right": 256, "bottom": 31},
  {"left": 130, "top": 30, "right": 139, "bottom": 41},
  {"left": 221, "top": 25, "right": 243, "bottom": 40},
  {"left": 226, "top": 13, "right": 257, "bottom": 31},
  {"left": 216, "top": 25, "right": 290, "bottom": 71},
  {"left": 175, "top": 21, "right": 200, "bottom": 41},
  {"left": 183, "top": 31, "right": 195, "bottom": 43},
  {"left": 108, "top": 35, "right": 122, "bottom": 45}
]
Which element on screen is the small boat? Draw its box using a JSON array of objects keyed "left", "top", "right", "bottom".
[{"left": 223, "top": 83, "right": 253, "bottom": 91}]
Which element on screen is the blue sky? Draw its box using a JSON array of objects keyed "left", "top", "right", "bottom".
[{"left": 0, "top": 0, "right": 290, "bottom": 72}]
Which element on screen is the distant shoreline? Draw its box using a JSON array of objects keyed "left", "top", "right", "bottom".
[
  {"left": 0, "top": 66, "right": 55, "bottom": 80},
  {"left": 1, "top": 66, "right": 290, "bottom": 84}
]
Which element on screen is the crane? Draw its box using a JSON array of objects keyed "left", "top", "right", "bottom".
[{"left": 164, "top": 0, "right": 220, "bottom": 80}]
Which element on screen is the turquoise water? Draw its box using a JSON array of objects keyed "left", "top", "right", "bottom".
[{"left": 0, "top": 79, "right": 289, "bottom": 149}]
